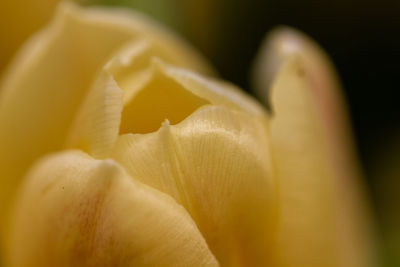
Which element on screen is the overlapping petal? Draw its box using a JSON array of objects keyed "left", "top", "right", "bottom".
[
  {"left": 0, "top": 2, "right": 377, "bottom": 266},
  {"left": 6, "top": 151, "right": 218, "bottom": 267},
  {"left": 110, "top": 60, "right": 277, "bottom": 266},
  {"left": 0, "top": 2, "right": 213, "bottom": 231}
]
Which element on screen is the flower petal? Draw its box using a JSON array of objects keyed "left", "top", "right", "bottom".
[
  {"left": 112, "top": 63, "right": 277, "bottom": 266},
  {"left": 6, "top": 151, "right": 218, "bottom": 267},
  {"left": 0, "top": 2, "right": 214, "bottom": 230},
  {"left": 252, "top": 27, "right": 377, "bottom": 267},
  {"left": 67, "top": 42, "right": 213, "bottom": 158}
]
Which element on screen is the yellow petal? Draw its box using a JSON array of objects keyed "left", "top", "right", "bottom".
[
  {"left": 252, "top": 27, "right": 377, "bottom": 267},
  {"left": 112, "top": 61, "right": 277, "bottom": 266},
  {"left": 119, "top": 58, "right": 267, "bottom": 126},
  {"left": 67, "top": 39, "right": 213, "bottom": 158},
  {"left": 252, "top": 26, "right": 357, "bottom": 172},
  {"left": 6, "top": 151, "right": 218, "bottom": 267},
  {"left": 0, "top": 2, "right": 214, "bottom": 233}
]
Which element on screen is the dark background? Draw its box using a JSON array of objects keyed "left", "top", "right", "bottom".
[{"left": 97, "top": 0, "right": 400, "bottom": 265}]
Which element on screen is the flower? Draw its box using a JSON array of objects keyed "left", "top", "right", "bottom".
[{"left": 0, "top": 2, "right": 376, "bottom": 267}]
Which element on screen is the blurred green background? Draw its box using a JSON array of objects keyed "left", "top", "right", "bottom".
[{"left": 87, "top": 1, "right": 399, "bottom": 266}]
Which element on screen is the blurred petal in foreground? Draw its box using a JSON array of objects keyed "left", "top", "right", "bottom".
[{"left": 6, "top": 151, "right": 218, "bottom": 267}]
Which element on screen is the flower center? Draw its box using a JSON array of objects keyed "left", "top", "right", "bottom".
[{"left": 119, "top": 71, "right": 209, "bottom": 134}]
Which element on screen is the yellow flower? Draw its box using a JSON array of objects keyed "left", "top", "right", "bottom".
[{"left": 0, "top": 2, "right": 376, "bottom": 267}]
